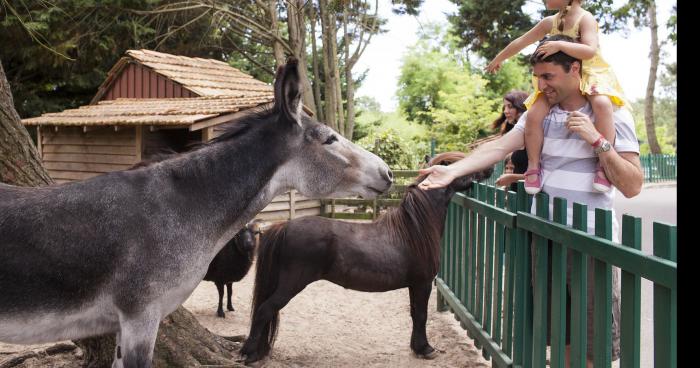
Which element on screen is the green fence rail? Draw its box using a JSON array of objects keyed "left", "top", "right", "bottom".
[
  {"left": 436, "top": 181, "right": 676, "bottom": 368},
  {"left": 482, "top": 154, "right": 675, "bottom": 187}
]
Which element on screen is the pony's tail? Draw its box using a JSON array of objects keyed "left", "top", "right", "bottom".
[{"left": 247, "top": 222, "right": 286, "bottom": 358}]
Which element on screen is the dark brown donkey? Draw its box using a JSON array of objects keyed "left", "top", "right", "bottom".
[{"left": 240, "top": 152, "right": 492, "bottom": 364}]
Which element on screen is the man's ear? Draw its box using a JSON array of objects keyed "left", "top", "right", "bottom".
[{"left": 571, "top": 61, "right": 582, "bottom": 76}]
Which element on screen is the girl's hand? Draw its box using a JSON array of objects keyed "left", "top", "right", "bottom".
[
  {"left": 485, "top": 59, "right": 502, "bottom": 73},
  {"left": 535, "top": 41, "right": 562, "bottom": 58},
  {"left": 495, "top": 173, "right": 522, "bottom": 188}
]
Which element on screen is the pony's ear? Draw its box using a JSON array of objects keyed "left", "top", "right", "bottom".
[{"left": 274, "top": 57, "right": 302, "bottom": 127}]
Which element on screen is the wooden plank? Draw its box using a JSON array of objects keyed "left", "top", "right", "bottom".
[
  {"left": 150, "top": 71, "right": 157, "bottom": 97},
  {"left": 256, "top": 210, "right": 291, "bottom": 221},
  {"left": 43, "top": 126, "right": 134, "bottom": 137},
  {"left": 119, "top": 70, "right": 127, "bottom": 97},
  {"left": 43, "top": 145, "right": 136, "bottom": 155},
  {"left": 135, "top": 64, "right": 142, "bottom": 98},
  {"left": 44, "top": 161, "right": 132, "bottom": 173},
  {"left": 42, "top": 135, "right": 134, "bottom": 146},
  {"left": 189, "top": 111, "right": 246, "bottom": 132},
  {"left": 293, "top": 200, "right": 322, "bottom": 210},
  {"left": 289, "top": 190, "right": 296, "bottom": 219},
  {"left": 42, "top": 153, "right": 136, "bottom": 165},
  {"left": 261, "top": 202, "right": 290, "bottom": 212},
  {"left": 294, "top": 207, "right": 321, "bottom": 218},
  {"left": 128, "top": 63, "right": 135, "bottom": 97},
  {"left": 158, "top": 75, "right": 165, "bottom": 97},
  {"left": 174, "top": 83, "right": 182, "bottom": 97},
  {"left": 47, "top": 170, "right": 102, "bottom": 181}
]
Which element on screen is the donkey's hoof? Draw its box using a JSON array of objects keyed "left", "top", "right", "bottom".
[{"left": 414, "top": 346, "right": 440, "bottom": 360}]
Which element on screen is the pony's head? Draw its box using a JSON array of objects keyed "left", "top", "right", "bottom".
[{"left": 269, "top": 58, "right": 393, "bottom": 198}]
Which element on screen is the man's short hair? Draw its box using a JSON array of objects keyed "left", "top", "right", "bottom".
[{"left": 529, "top": 34, "right": 582, "bottom": 73}]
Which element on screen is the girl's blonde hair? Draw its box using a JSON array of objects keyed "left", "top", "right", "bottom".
[{"left": 557, "top": 0, "right": 576, "bottom": 32}]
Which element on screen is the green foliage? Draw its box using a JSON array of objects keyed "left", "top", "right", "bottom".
[
  {"left": 447, "top": 0, "right": 534, "bottom": 61},
  {"left": 357, "top": 129, "right": 423, "bottom": 170},
  {"left": 428, "top": 70, "right": 500, "bottom": 152},
  {"left": 631, "top": 98, "right": 676, "bottom": 154},
  {"left": 477, "top": 58, "right": 532, "bottom": 100}
]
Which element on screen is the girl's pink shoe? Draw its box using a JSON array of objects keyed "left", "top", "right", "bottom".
[
  {"left": 524, "top": 167, "right": 542, "bottom": 195},
  {"left": 593, "top": 166, "right": 612, "bottom": 192}
]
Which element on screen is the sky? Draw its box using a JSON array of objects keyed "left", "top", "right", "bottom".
[{"left": 354, "top": 0, "right": 678, "bottom": 112}]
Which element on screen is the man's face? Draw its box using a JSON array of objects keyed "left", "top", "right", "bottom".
[{"left": 533, "top": 61, "right": 581, "bottom": 105}]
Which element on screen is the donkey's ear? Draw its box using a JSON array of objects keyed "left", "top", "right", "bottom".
[{"left": 274, "top": 57, "right": 302, "bottom": 127}]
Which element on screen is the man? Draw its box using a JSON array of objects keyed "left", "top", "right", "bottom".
[{"left": 419, "top": 34, "right": 643, "bottom": 366}]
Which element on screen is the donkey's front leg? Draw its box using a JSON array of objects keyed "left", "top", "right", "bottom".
[
  {"left": 113, "top": 310, "right": 161, "bottom": 368},
  {"left": 408, "top": 281, "right": 438, "bottom": 359}
]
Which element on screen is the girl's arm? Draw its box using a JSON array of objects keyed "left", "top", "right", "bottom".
[
  {"left": 535, "top": 13, "right": 598, "bottom": 60},
  {"left": 486, "top": 17, "right": 553, "bottom": 73}
]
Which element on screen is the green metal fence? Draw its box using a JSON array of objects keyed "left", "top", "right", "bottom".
[
  {"left": 436, "top": 182, "right": 677, "bottom": 368},
  {"left": 639, "top": 154, "right": 676, "bottom": 182}
]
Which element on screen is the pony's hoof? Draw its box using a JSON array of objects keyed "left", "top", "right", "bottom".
[
  {"left": 228, "top": 305, "right": 235, "bottom": 312},
  {"left": 217, "top": 310, "right": 226, "bottom": 318},
  {"left": 414, "top": 346, "right": 440, "bottom": 360}
]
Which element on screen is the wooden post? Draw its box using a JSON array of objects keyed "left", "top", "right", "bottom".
[
  {"left": 36, "top": 126, "right": 42, "bottom": 159},
  {"left": 135, "top": 126, "right": 143, "bottom": 162},
  {"left": 202, "top": 127, "right": 214, "bottom": 142}
]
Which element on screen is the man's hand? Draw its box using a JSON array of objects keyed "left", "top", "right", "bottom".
[
  {"left": 565, "top": 111, "right": 601, "bottom": 144},
  {"left": 418, "top": 165, "right": 456, "bottom": 190}
]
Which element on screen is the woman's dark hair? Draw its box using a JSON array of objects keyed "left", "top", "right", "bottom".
[{"left": 491, "top": 90, "right": 530, "bottom": 135}]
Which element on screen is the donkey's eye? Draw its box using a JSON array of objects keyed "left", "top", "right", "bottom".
[{"left": 323, "top": 135, "right": 338, "bottom": 145}]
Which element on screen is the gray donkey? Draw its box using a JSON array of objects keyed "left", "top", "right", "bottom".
[{"left": 0, "top": 58, "right": 393, "bottom": 368}]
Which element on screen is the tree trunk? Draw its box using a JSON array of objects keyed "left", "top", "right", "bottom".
[
  {"left": 287, "top": 0, "right": 317, "bottom": 115},
  {"left": 343, "top": 7, "right": 355, "bottom": 139},
  {"left": 309, "top": 4, "right": 325, "bottom": 122},
  {"left": 319, "top": 0, "right": 338, "bottom": 132},
  {"left": 644, "top": 0, "right": 662, "bottom": 154},
  {"left": 0, "top": 62, "right": 52, "bottom": 187},
  {"left": 267, "top": 0, "right": 286, "bottom": 67},
  {"left": 0, "top": 59, "right": 244, "bottom": 368}
]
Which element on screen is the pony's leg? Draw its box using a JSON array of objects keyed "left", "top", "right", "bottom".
[
  {"left": 115, "top": 311, "right": 161, "bottom": 368},
  {"left": 111, "top": 331, "right": 123, "bottom": 368},
  {"left": 226, "top": 282, "right": 234, "bottom": 311},
  {"left": 215, "top": 282, "right": 225, "bottom": 318},
  {"left": 241, "top": 276, "right": 311, "bottom": 363},
  {"left": 409, "top": 281, "right": 438, "bottom": 359}
]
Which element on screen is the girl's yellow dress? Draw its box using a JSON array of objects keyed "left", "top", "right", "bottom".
[{"left": 524, "top": 12, "right": 629, "bottom": 109}]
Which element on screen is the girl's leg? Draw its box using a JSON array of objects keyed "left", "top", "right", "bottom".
[
  {"left": 588, "top": 94, "right": 616, "bottom": 192},
  {"left": 524, "top": 95, "right": 550, "bottom": 194}
]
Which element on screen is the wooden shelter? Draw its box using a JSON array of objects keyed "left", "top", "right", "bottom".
[{"left": 21, "top": 49, "right": 320, "bottom": 221}]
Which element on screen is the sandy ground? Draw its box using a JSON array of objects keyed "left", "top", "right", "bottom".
[{"left": 0, "top": 261, "right": 492, "bottom": 367}]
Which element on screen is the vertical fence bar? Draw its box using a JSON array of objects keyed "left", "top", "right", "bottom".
[
  {"left": 468, "top": 185, "right": 478, "bottom": 340},
  {"left": 653, "top": 222, "right": 677, "bottom": 368},
  {"left": 492, "top": 189, "right": 506, "bottom": 349},
  {"left": 620, "top": 215, "right": 642, "bottom": 368},
  {"left": 550, "top": 198, "right": 568, "bottom": 368},
  {"left": 474, "top": 183, "right": 487, "bottom": 350},
  {"left": 457, "top": 205, "right": 465, "bottom": 315},
  {"left": 462, "top": 203, "right": 471, "bottom": 306},
  {"left": 503, "top": 191, "right": 518, "bottom": 357},
  {"left": 437, "top": 202, "right": 448, "bottom": 312},
  {"left": 570, "top": 204, "right": 588, "bottom": 368},
  {"left": 513, "top": 182, "right": 532, "bottom": 367},
  {"left": 532, "top": 193, "right": 550, "bottom": 368},
  {"left": 482, "top": 185, "right": 495, "bottom": 360},
  {"left": 593, "top": 209, "right": 613, "bottom": 368}
]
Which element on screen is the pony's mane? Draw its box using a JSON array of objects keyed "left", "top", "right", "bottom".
[
  {"left": 127, "top": 104, "right": 276, "bottom": 170},
  {"left": 376, "top": 151, "right": 465, "bottom": 276}
]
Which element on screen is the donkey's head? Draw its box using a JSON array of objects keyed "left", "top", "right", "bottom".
[{"left": 272, "top": 58, "right": 392, "bottom": 198}]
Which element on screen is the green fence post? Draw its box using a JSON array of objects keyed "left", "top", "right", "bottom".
[
  {"left": 474, "top": 183, "right": 487, "bottom": 351},
  {"left": 532, "top": 193, "right": 550, "bottom": 368},
  {"left": 571, "top": 203, "right": 588, "bottom": 368},
  {"left": 503, "top": 190, "right": 518, "bottom": 357},
  {"left": 620, "top": 215, "right": 642, "bottom": 368},
  {"left": 492, "top": 189, "right": 506, "bottom": 349},
  {"left": 482, "top": 185, "right": 496, "bottom": 360},
  {"left": 514, "top": 181, "right": 533, "bottom": 367},
  {"left": 653, "top": 222, "right": 677, "bottom": 368},
  {"left": 593, "top": 209, "right": 613, "bottom": 368},
  {"left": 550, "top": 198, "right": 568, "bottom": 368}
]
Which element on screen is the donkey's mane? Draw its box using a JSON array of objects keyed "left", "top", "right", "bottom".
[{"left": 376, "top": 151, "right": 466, "bottom": 276}]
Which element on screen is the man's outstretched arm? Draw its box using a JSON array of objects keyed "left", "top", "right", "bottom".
[{"left": 418, "top": 128, "right": 525, "bottom": 190}]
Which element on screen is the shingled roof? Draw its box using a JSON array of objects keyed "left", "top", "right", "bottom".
[
  {"left": 91, "top": 49, "right": 273, "bottom": 103},
  {"left": 22, "top": 95, "right": 273, "bottom": 129}
]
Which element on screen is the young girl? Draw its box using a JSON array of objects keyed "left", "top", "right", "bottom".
[{"left": 486, "top": 0, "right": 628, "bottom": 194}]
